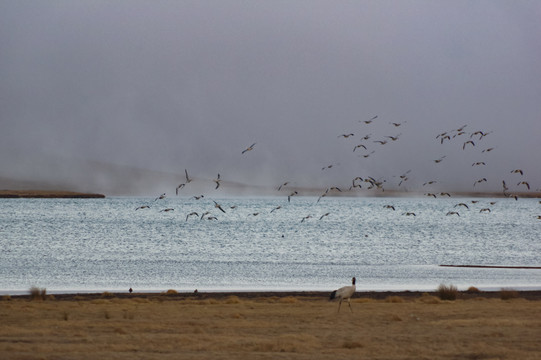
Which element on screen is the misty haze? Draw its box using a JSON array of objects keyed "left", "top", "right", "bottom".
[{"left": 1, "top": 1, "right": 540, "bottom": 196}]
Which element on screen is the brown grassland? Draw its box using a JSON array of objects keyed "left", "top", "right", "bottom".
[{"left": 1, "top": 292, "right": 541, "bottom": 359}]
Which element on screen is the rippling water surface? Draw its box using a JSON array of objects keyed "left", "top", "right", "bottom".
[{"left": 1, "top": 196, "right": 540, "bottom": 294}]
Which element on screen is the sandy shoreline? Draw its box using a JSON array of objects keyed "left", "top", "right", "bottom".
[{"left": 2, "top": 290, "right": 540, "bottom": 359}]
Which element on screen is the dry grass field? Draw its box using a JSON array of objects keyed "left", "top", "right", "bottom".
[{"left": 1, "top": 292, "right": 540, "bottom": 360}]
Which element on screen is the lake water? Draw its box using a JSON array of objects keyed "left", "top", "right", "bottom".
[{"left": 1, "top": 196, "right": 540, "bottom": 294}]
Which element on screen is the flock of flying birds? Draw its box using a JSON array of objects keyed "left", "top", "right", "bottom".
[{"left": 135, "top": 116, "right": 540, "bottom": 221}]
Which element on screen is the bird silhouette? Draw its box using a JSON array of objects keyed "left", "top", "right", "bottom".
[
  {"left": 319, "top": 212, "right": 330, "bottom": 220},
  {"left": 214, "top": 174, "right": 222, "bottom": 189},
  {"left": 185, "top": 169, "right": 192, "bottom": 183},
  {"left": 154, "top": 193, "right": 166, "bottom": 201},
  {"left": 288, "top": 191, "right": 298, "bottom": 202},
  {"left": 213, "top": 200, "right": 226, "bottom": 213},
  {"left": 186, "top": 212, "right": 199, "bottom": 221},
  {"left": 242, "top": 143, "right": 257, "bottom": 154}
]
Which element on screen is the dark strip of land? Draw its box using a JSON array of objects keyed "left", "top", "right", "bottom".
[
  {"left": 0, "top": 190, "right": 105, "bottom": 198},
  {"left": 440, "top": 264, "right": 541, "bottom": 269}
]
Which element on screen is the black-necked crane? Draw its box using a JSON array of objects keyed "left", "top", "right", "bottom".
[{"left": 329, "top": 277, "right": 356, "bottom": 312}]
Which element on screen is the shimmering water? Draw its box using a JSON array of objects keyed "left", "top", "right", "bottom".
[{"left": 1, "top": 196, "right": 540, "bottom": 294}]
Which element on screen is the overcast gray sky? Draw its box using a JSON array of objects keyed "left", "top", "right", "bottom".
[{"left": 1, "top": 1, "right": 540, "bottom": 195}]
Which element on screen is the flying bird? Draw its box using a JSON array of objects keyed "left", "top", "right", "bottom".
[
  {"left": 270, "top": 206, "right": 282, "bottom": 213},
  {"left": 160, "top": 208, "right": 174, "bottom": 212},
  {"left": 186, "top": 212, "right": 199, "bottom": 221},
  {"left": 329, "top": 277, "right": 356, "bottom": 313},
  {"left": 242, "top": 143, "right": 257, "bottom": 154},
  {"left": 362, "top": 151, "right": 375, "bottom": 158},
  {"left": 214, "top": 174, "right": 222, "bottom": 189},
  {"left": 446, "top": 211, "right": 460, "bottom": 216},
  {"left": 317, "top": 192, "right": 327, "bottom": 203},
  {"left": 288, "top": 191, "right": 298, "bottom": 202},
  {"left": 213, "top": 200, "right": 226, "bottom": 213},
  {"left": 517, "top": 181, "right": 530, "bottom": 190},
  {"left": 362, "top": 115, "right": 378, "bottom": 124},
  {"left": 463, "top": 140, "right": 475, "bottom": 150},
  {"left": 193, "top": 195, "right": 204, "bottom": 200},
  {"left": 384, "top": 205, "right": 395, "bottom": 211},
  {"left": 433, "top": 156, "right": 446, "bottom": 163},
  {"left": 277, "top": 182, "right": 289, "bottom": 191},
  {"left": 175, "top": 183, "right": 185, "bottom": 195},
  {"left": 135, "top": 205, "right": 150, "bottom": 210},
  {"left": 184, "top": 169, "right": 192, "bottom": 183},
  {"left": 319, "top": 212, "right": 330, "bottom": 220},
  {"left": 511, "top": 169, "right": 524, "bottom": 176},
  {"left": 154, "top": 193, "right": 166, "bottom": 201},
  {"left": 472, "top": 162, "right": 486, "bottom": 166},
  {"left": 301, "top": 215, "right": 312, "bottom": 223},
  {"left": 455, "top": 203, "right": 469, "bottom": 209},
  {"left": 403, "top": 212, "right": 416, "bottom": 216},
  {"left": 385, "top": 134, "right": 401, "bottom": 141},
  {"left": 338, "top": 133, "right": 354, "bottom": 138},
  {"left": 474, "top": 178, "right": 487, "bottom": 187},
  {"left": 353, "top": 144, "right": 367, "bottom": 152}
]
